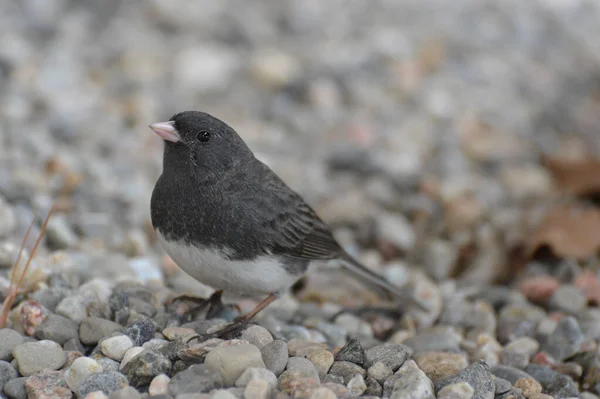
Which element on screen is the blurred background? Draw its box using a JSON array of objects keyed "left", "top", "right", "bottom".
[{"left": 1, "top": 0, "right": 600, "bottom": 301}]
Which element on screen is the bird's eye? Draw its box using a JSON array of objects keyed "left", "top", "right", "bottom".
[{"left": 197, "top": 131, "right": 210, "bottom": 142}]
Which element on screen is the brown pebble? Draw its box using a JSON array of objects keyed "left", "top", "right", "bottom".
[
  {"left": 162, "top": 327, "right": 196, "bottom": 341},
  {"left": 514, "top": 377, "right": 542, "bottom": 398}
]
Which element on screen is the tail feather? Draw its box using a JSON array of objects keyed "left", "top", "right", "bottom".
[{"left": 340, "top": 254, "right": 427, "bottom": 311}]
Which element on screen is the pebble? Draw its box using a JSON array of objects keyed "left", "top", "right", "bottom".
[
  {"left": 437, "top": 382, "right": 475, "bottom": 399},
  {"left": 205, "top": 343, "right": 266, "bottom": 386},
  {"left": 24, "top": 370, "right": 71, "bottom": 399},
  {"left": 307, "top": 350, "right": 334, "bottom": 378},
  {"left": 335, "top": 337, "right": 366, "bottom": 366},
  {"left": 309, "top": 387, "right": 337, "bottom": 399},
  {"left": 168, "top": 364, "right": 223, "bottom": 396},
  {"left": 79, "top": 317, "right": 123, "bottom": 345},
  {"left": 244, "top": 379, "right": 271, "bottom": 399},
  {"left": 64, "top": 356, "right": 103, "bottom": 393},
  {"left": 347, "top": 374, "right": 367, "bottom": 396},
  {"left": 119, "top": 346, "right": 144, "bottom": 370},
  {"left": 125, "top": 318, "right": 156, "bottom": 346},
  {"left": 543, "top": 316, "right": 585, "bottom": 361},
  {"left": 101, "top": 335, "right": 134, "bottom": 361},
  {"left": 161, "top": 327, "right": 196, "bottom": 341},
  {"left": 287, "top": 356, "right": 321, "bottom": 382},
  {"left": 287, "top": 339, "right": 328, "bottom": 357},
  {"left": 414, "top": 351, "right": 469, "bottom": 382},
  {"left": 494, "top": 377, "right": 512, "bottom": 396},
  {"left": 365, "top": 343, "right": 412, "bottom": 371},
  {"left": 376, "top": 211, "right": 416, "bottom": 252},
  {"left": 235, "top": 367, "right": 277, "bottom": 389},
  {"left": 490, "top": 365, "right": 535, "bottom": 384},
  {"left": 79, "top": 372, "right": 129, "bottom": 398},
  {"left": 46, "top": 214, "right": 78, "bottom": 249},
  {"left": 525, "top": 364, "right": 579, "bottom": 398},
  {"left": 500, "top": 337, "right": 540, "bottom": 368},
  {"left": 55, "top": 295, "right": 89, "bottom": 323},
  {"left": 549, "top": 285, "right": 587, "bottom": 314},
  {"left": 328, "top": 361, "right": 366, "bottom": 384},
  {"left": 497, "top": 305, "right": 546, "bottom": 344},
  {"left": 3, "top": 377, "right": 26, "bottom": 399},
  {"left": 0, "top": 360, "right": 18, "bottom": 392},
  {"left": 92, "top": 355, "right": 120, "bottom": 373},
  {"left": 334, "top": 313, "right": 373, "bottom": 336},
  {"left": 0, "top": 328, "right": 23, "bottom": 361},
  {"left": 84, "top": 392, "right": 110, "bottom": 399},
  {"left": 368, "top": 361, "right": 393, "bottom": 385},
  {"left": 278, "top": 371, "right": 320, "bottom": 397},
  {"left": 121, "top": 349, "right": 172, "bottom": 387},
  {"left": 241, "top": 325, "right": 273, "bottom": 349},
  {"left": 435, "top": 361, "right": 495, "bottom": 399},
  {"left": 514, "top": 377, "right": 542, "bottom": 397},
  {"left": 260, "top": 340, "right": 289, "bottom": 376},
  {"left": 403, "top": 327, "right": 462, "bottom": 353},
  {"left": 108, "top": 386, "right": 142, "bottom": 399},
  {"left": 385, "top": 359, "right": 434, "bottom": 399},
  {"left": 12, "top": 339, "right": 66, "bottom": 376},
  {"left": 148, "top": 374, "right": 170, "bottom": 396}
]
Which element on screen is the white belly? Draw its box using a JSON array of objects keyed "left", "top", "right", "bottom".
[{"left": 156, "top": 230, "right": 300, "bottom": 297}]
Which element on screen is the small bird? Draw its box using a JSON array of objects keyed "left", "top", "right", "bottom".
[{"left": 150, "top": 111, "right": 420, "bottom": 336}]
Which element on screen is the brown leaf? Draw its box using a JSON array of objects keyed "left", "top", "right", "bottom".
[
  {"left": 527, "top": 204, "right": 600, "bottom": 259},
  {"left": 543, "top": 156, "right": 600, "bottom": 198}
]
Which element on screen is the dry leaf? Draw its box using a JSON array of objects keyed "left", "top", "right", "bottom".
[
  {"left": 526, "top": 204, "right": 600, "bottom": 259},
  {"left": 543, "top": 156, "right": 600, "bottom": 198}
]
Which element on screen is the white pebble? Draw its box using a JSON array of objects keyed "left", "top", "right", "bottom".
[
  {"left": 64, "top": 357, "right": 103, "bottom": 393},
  {"left": 148, "top": 374, "right": 170, "bottom": 396},
  {"left": 101, "top": 335, "right": 133, "bottom": 361},
  {"left": 119, "top": 346, "right": 144, "bottom": 371}
]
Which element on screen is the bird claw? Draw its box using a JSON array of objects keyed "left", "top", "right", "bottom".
[{"left": 185, "top": 318, "right": 252, "bottom": 344}]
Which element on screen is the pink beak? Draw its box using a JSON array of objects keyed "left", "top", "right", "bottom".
[{"left": 149, "top": 121, "right": 180, "bottom": 143}]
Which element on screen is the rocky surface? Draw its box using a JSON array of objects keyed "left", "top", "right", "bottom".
[{"left": 1, "top": 0, "right": 600, "bottom": 398}]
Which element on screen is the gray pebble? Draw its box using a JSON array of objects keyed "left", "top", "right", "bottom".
[
  {"left": 30, "top": 287, "right": 67, "bottom": 312},
  {"left": 494, "top": 377, "right": 512, "bottom": 396},
  {"left": 109, "top": 386, "right": 143, "bottom": 399},
  {"left": 241, "top": 325, "right": 273, "bottom": 349},
  {"left": 525, "top": 364, "right": 579, "bottom": 398},
  {"left": 328, "top": 361, "right": 366, "bottom": 384},
  {"left": 92, "top": 355, "right": 121, "bottom": 373},
  {"left": 490, "top": 365, "right": 534, "bottom": 384},
  {"left": 55, "top": 295, "right": 88, "bottom": 324},
  {"left": 549, "top": 285, "right": 587, "bottom": 314},
  {"left": 235, "top": 367, "right": 277, "bottom": 389},
  {"left": 63, "top": 338, "right": 85, "bottom": 354},
  {"left": 0, "top": 360, "right": 18, "bottom": 392},
  {"left": 12, "top": 340, "right": 66, "bottom": 376},
  {"left": 286, "top": 357, "right": 320, "bottom": 382},
  {"left": 543, "top": 316, "right": 585, "bottom": 361},
  {"left": 365, "top": 343, "right": 412, "bottom": 371},
  {"left": 386, "top": 359, "right": 434, "bottom": 399},
  {"left": 46, "top": 214, "right": 79, "bottom": 249},
  {"left": 79, "top": 371, "right": 129, "bottom": 397},
  {"left": 79, "top": 316, "right": 123, "bottom": 345},
  {"left": 403, "top": 327, "right": 462, "bottom": 353},
  {"left": 435, "top": 360, "right": 495, "bottom": 399},
  {"left": 497, "top": 305, "right": 546, "bottom": 344},
  {"left": 438, "top": 382, "right": 475, "bottom": 399},
  {"left": 367, "top": 361, "right": 393, "bottom": 385},
  {"left": 168, "top": 364, "right": 223, "bottom": 396},
  {"left": 35, "top": 314, "right": 79, "bottom": 345},
  {"left": 3, "top": 377, "right": 26, "bottom": 399},
  {"left": 0, "top": 328, "right": 23, "bottom": 361},
  {"left": 500, "top": 337, "right": 539, "bottom": 369},
  {"left": 122, "top": 349, "right": 171, "bottom": 387},
  {"left": 260, "top": 340, "right": 288, "bottom": 376},
  {"left": 205, "top": 343, "right": 266, "bottom": 386},
  {"left": 334, "top": 337, "right": 366, "bottom": 367},
  {"left": 125, "top": 317, "right": 156, "bottom": 346}
]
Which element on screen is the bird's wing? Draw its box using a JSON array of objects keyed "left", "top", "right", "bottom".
[{"left": 255, "top": 170, "right": 343, "bottom": 260}]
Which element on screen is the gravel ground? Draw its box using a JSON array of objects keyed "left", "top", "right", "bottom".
[{"left": 2, "top": 0, "right": 600, "bottom": 398}]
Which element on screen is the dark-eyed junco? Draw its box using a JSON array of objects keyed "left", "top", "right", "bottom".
[{"left": 150, "top": 111, "right": 420, "bottom": 337}]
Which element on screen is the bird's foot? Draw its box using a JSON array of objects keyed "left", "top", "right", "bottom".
[
  {"left": 171, "top": 290, "right": 227, "bottom": 322},
  {"left": 185, "top": 317, "right": 254, "bottom": 343}
]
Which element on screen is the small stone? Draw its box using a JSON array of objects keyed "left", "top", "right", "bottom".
[
  {"left": 162, "top": 327, "right": 196, "bottom": 341},
  {"left": 79, "top": 317, "right": 123, "bottom": 345},
  {"left": 64, "top": 338, "right": 85, "bottom": 354},
  {"left": 287, "top": 339, "right": 328, "bottom": 357},
  {"left": 549, "top": 285, "right": 587, "bottom": 314},
  {"left": 543, "top": 316, "right": 585, "bottom": 361},
  {"left": 309, "top": 387, "right": 337, "bottom": 399},
  {"left": 24, "top": 370, "right": 71, "bottom": 399},
  {"left": 241, "top": 325, "right": 273, "bottom": 349},
  {"left": 414, "top": 351, "right": 469, "bottom": 382},
  {"left": 142, "top": 338, "right": 167, "bottom": 351},
  {"left": 119, "top": 346, "right": 144, "bottom": 371},
  {"left": 335, "top": 338, "right": 366, "bottom": 366},
  {"left": 334, "top": 313, "right": 373, "bottom": 336},
  {"left": 122, "top": 349, "right": 171, "bottom": 387},
  {"left": 243, "top": 379, "right": 271, "bottom": 399},
  {"left": 3, "top": 377, "right": 26, "bottom": 399},
  {"left": 168, "top": 364, "right": 223, "bottom": 396},
  {"left": 366, "top": 343, "right": 412, "bottom": 371},
  {"left": 79, "top": 372, "right": 128, "bottom": 397},
  {"left": 0, "top": 328, "right": 23, "bottom": 361},
  {"left": 34, "top": 314, "right": 78, "bottom": 345},
  {"left": 125, "top": 318, "right": 156, "bottom": 346},
  {"left": 91, "top": 355, "right": 120, "bottom": 373},
  {"left": 368, "top": 361, "right": 393, "bottom": 385},
  {"left": 235, "top": 367, "right": 277, "bottom": 389},
  {"left": 307, "top": 350, "right": 334, "bottom": 378},
  {"left": 386, "top": 359, "right": 434, "bottom": 399},
  {"left": 364, "top": 375, "right": 383, "bottom": 397},
  {"left": 109, "top": 386, "right": 142, "bottom": 399},
  {"left": 101, "top": 335, "right": 134, "bottom": 361},
  {"left": 404, "top": 327, "right": 462, "bottom": 353},
  {"left": 514, "top": 377, "right": 542, "bottom": 397},
  {"left": 287, "top": 356, "right": 320, "bottom": 382},
  {"left": 12, "top": 340, "right": 66, "bottom": 376},
  {"left": 64, "top": 356, "right": 103, "bottom": 393},
  {"left": 347, "top": 374, "right": 367, "bottom": 396},
  {"left": 529, "top": 395, "right": 554, "bottom": 399},
  {"left": 525, "top": 364, "right": 578, "bottom": 398},
  {"left": 205, "top": 343, "right": 266, "bottom": 386},
  {"left": 497, "top": 305, "right": 546, "bottom": 344},
  {"left": 438, "top": 382, "right": 475, "bottom": 399},
  {"left": 278, "top": 371, "right": 319, "bottom": 397},
  {"left": 328, "top": 361, "right": 366, "bottom": 384},
  {"left": 149, "top": 374, "right": 170, "bottom": 396},
  {"left": 83, "top": 391, "right": 109, "bottom": 399},
  {"left": 46, "top": 215, "right": 78, "bottom": 249},
  {"left": 376, "top": 211, "right": 416, "bottom": 252},
  {"left": 490, "top": 365, "right": 534, "bottom": 384},
  {"left": 435, "top": 360, "right": 494, "bottom": 399},
  {"left": 0, "top": 360, "right": 18, "bottom": 392},
  {"left": 500, "top": 337, "right": 540, "bottom": 368},
  {"left": 55, "top": 296, "right": 88, "bottom": 323},
  {"left": 260, "top": 340, "right": 288, "bottom": 376}
]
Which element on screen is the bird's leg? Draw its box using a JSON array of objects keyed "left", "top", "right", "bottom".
[
  {"left": 187, "top": 293, "right": 277, "bottom": 342},
  {"left": 171, "top": 290, "right": 225, "bottom": 322}
]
